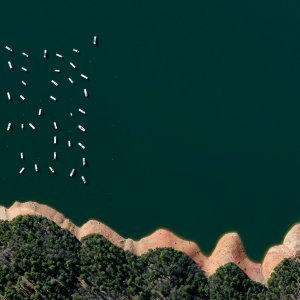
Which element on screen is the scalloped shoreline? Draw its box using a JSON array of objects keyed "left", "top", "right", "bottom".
[{"left": 0, "top": 200, "right": 298, "bottom": 284}]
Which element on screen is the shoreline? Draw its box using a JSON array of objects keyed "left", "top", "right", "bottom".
[{"left": 0, "top": 200, "right": 298, "bottom": 284}]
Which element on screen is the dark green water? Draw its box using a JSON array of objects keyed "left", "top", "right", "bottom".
[{"left": 0, "top": 0, "right": 299, "bottom": 261}]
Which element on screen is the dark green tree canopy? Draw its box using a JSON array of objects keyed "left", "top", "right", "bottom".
[{"left": 208, "top": 263, "right": 266, "bottom": 300}]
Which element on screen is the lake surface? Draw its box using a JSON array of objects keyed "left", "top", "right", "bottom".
[{"left": 0, "top": 0, "right": 299, "bottom": 261}]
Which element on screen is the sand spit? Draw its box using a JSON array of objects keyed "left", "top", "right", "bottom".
[{"left": 0, "top": 200, "right": 298, "bottom": 284}]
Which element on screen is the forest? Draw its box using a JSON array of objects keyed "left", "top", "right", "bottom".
[{"left": 0, "top": 215, "right": 298, "bottom": 299}]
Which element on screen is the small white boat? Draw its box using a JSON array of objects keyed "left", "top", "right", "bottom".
[
  {"left": 68, "top": 140, "right": 71, "bottom": 148},
  {"left": 20, "top": 95, "right": 25, "bottom": 101},
  {"left": 51, "top": 80, "right": 58, "bottom": 86},
  {"left": 78, "top": 142, "right": 85, "bottom": 149},
  {"left": 68, "top": 77, "right": 74, "bottom": 84},
  {"left": 22, "top": 52, "right": 29, "bottom": 57},
  {"left": 56, "top": 53, "right": 63, "bottom": 58},
  {"left": 78, "top": 125, "right": 86, "bottom": 132},
  {"left": 73, "top": 49, "right": 80, "bottom": 53},
  {"left": 43, "top": 49, "right": 48, "bottom": 58},
  {"left": 81, "top": 176, "right": 87, "bottom": 184},
  {"left": 50, "top": 96, "right": 57, "bottom": 101},
  {"left": 54, "top": 136, "right": 57, "bottom": 144},
  {"left": 21, "top": 67, "right": 27, "bottom": 72},
  {"left": 93, "top": 36, "right": 97, "bottom": 45},
  {"left": 5, "top": 46, "right": 13, "bottom": 52},
  {"left": 82, "top": 157, "right": 86, "bottom": 166},
  {"left": 7, "top": 92, "right": 11, "bottom": 100},
  {"left": 69, "top": 168, "right": 75, "bottom": 177},
  {"left": 34, "top": 164, "right": 38, "bottom": 172},
  {"left": 19, "top": 167, "right": 25, "bottom": 174},
  {"left": 70, "top": 62, "right": 76, "bottom": 68},
  {"left": 53, "top": 122, "right": 58, "bottom": 130},
  {"left": 54, "top": 69, "right": 61, "bottom": 73},
  {"left": 21, "top": 81, "right": 27, "bottom": 86},
  {"left": 21, "top": 123, "right": 24, "bottom": 129},
  {"left": 38, "top": 108, "right": 42, "bottom": 116},
  {"left": 78, "top": 108, "right": 86, "bottom": 115},
  {"left": 84, "top": 88, "right": 88, "bottom": 98},
  {"left": 20, "top": 152, "right": 24, "bottom": 159},
  {"left": 28, "top": 123, "right": 35, "bottom": 130},
  {"left": 7, "top": 123, "right": 12, "bottom": 131},
  {"left": 53, "top": 152, "right": 57, "bottom": 159},
  {"left": 49, "top": 166, "right": 55, "bottom": 173},
  {"left": 8, "top": 61, "right": 13, "bottom": 69},
  {"left": 80, "top": 74, "right": 88, "bottom": 80},
  {"left": 70, "top": 112, "right": 73, "bottom": 116}
]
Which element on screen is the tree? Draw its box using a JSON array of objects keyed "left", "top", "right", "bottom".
[
  {"left": 139, "top": 247, "right": 209, "bottom": 299},
  {"left": 266, "top": 258, "right": 300, "bottom": 300},
  {"left": 208, "top": 263, "right": 266, "bottom": 300}
]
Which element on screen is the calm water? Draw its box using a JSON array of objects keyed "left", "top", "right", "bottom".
[{"left": 0, "top": 1, "right": 299, "bottom": 261}]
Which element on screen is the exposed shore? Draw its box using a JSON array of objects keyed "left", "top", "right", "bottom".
[{"left": 0, "top": 200, "right": 298, "bottom": 284}]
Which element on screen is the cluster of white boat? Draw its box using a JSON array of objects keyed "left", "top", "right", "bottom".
[{"left": 4, "top": 36, "right": 98, "bottom": 185}]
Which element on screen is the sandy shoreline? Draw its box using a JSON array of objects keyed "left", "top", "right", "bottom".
[{"left": 0, "top": 200, "right": 298, "bottom": 284}]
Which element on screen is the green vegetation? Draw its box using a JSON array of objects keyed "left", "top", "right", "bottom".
[
  {"left": 208, "top": 263, "right": 266, "bottom": 300},
  {"left": 139, "top": 247, "right": 209, "bottom": 299},
  {"left": 265, "top": 258, "right": 300, "bottom": 300},
  {"left": 78, "top": 234, "right": 143, "bottom": 299},
  {"left": 0, "top": 215, "right": 298, "bottom": 299},
  {"left": 0, "top": 215, "right": 81, "bottom": 299}
]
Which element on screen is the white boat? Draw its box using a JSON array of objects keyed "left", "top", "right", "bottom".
[
  {"left": 53, "top": 122, "right": 58, "bottom": 130},
  {"left": 69, "top": 168, "right": 75, "bottom": 177},
  {"left": 7, "top": 92, "right": 11, "bottom": 100},
  {"left": 56, "top": 53, "right": 63, "bottom": 58},
  {"left": 43, "top": 49, "right": 48, "bottom": 58},
  {"left": 78, "top": 125, "right": 86, "bottom": 132},
  {"left": 50, "top": 96, "right": 57, "bottom": 101},
  {"left": 20, "top": 152, "right": 24, "bottom": 159},
  {"left": 28, "top": 123, "right": 35, "bottom": 130},
  {"left": 68, "top": 77, "right": 74, "bottom": 84},
  {"left": 38, "top": 108, "right": 42, "bottom": 116},
  {"left": 22, "top": 52, "right": 29, "bottom": 57},
  {"left": 80, "top": 74, "right": 88, "bottom": 80},
  {"left": 81, "top": 176, "right": 87, "bottom": 184},
  {"left": 34, "top": 164, "right": 38, "bottom": 172},
  {"left": 54, "top": 136, "right": 57, "bottom": 144},
  {"left": 7, "top": 123, "right": 11, "bottom": 131},
  {"left": 78, "top": 108, "right": 86, "bottom": 115},
  {"left": 70, "top": 62, "right": 76, "bottom": 68},
  {"left": 21, "top": 67, "right": 27, "bottom": 72},
  {"left": 20, "top": 95, "right": 25, "bottom": 101},
  {"left": 73, "top": 49, "right": 80, "bottom": 53},
  {"left": 93, "top": 36, "right": 97, "bottom": 45},
  {"left": 54, "top": 69, "right": 61, "bottom": 73},
  {"left": 21, "top": 123, "right": 24, "bottom": 129},
  {"left": 51, "top": 80, "right": 58, "bottom": 86},
  {"left": 78, "top": 142, "right": 85, "bottom": 149},
  {"left": 19, "top": 167, "right": 25, "bottom": 174},
  {"left": 84, "top": 89, "right": 88, "bottom": 98},
  {"left": 82, "top": 157, "right": 86, "bottom": 166},
  {"left": 49, "top": 166, "right": 55, "bottom": 173},
  {"left": 53, "top": 152, "right": 57, "bottom": 159},
  {"left": 5, "top": 46, "right": 13, "bottom": 52},
  {"left": 21, "top": 81, "right": 27, "bottom": 86},
  {"left": 8, "top": 61, "right": 13, "bottom": 69},
  {"left": 70, "top": 112, "right": 73, "bottom": 116},
  {"left": 68, "top": 140, "right": 71, "bottom": 148}
]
